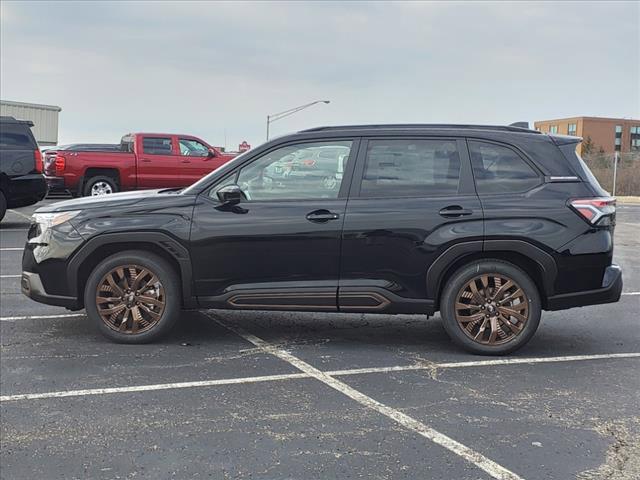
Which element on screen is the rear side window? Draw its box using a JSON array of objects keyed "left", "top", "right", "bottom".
[
  {"left": 143, "top": 137, "right": 173, "bottom": 155},
  {"left": 469, "top": 141, "right": 540, "bottom": 194},
  {"left": 360, "top": 139, "right": 461, "bottom": 197}
]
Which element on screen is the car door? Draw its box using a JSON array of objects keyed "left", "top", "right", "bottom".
[
  {"left": 338, "top": 137, "right": 483, "bottom": 312},
  {"left": 136, "top": 135, "right": 183, "bottom": 188},
  {"left": 190, "top": 138, "right": 359, "bottom": 310},
  {"left": 178, "top": 137, "right": 222, "bottom": 185}
]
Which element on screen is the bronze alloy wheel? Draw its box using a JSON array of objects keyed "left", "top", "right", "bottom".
[
  {"left": 454, "top": 274, "right": 529, "bottom": 345},
  {"left": 95, "top": 265, "right": 166, "bottom": 334}
]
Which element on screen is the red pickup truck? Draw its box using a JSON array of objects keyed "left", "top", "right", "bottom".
[{"left": 45, "top": 133, "right": 237, "bottom": 196}]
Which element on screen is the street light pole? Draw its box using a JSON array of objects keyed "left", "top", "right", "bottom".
[{"left": 266, "top": 100, "right": 330, "bottom": 140}]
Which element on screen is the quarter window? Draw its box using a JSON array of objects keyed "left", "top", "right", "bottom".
[
  {"left": 142, "top": 137, "right": 173, "bottom": 155},
  {"left": 234, "top": 141, "right": 352, "bottom": 201},
  {"left": 469, "top": 141, "right": 540, "bottom": 194},
  {"left": 359, "top": 139, "right": 461, "bottom": 197},
  {"left": 179, "top": 138, "right": 210, "bottom": 157}
]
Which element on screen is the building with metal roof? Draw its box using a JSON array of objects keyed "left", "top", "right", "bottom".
[{"left": 0, "top": 100, "right": 62, "bottom": 146}]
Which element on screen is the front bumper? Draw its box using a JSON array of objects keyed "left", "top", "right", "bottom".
[
  {"left": 546, "top": 264, "right": 623, "bottom": 311},
  {"left": 21, "top": 271, "right": 80, "bottom": 310}
]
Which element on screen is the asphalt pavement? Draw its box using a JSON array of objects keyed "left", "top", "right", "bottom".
[{"left": 1, "top": 200, "right": 639, "bottom": 480}]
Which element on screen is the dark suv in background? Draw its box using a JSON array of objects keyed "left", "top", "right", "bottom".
[
  {"left": 21, "top": 124, "right": 622, "bottom": 354},
  {"left": 0, "top": 116, "right": 48, "bottom": 221}
]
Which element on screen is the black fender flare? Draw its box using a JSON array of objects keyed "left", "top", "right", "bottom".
[
  {"left": 426, "top": 239, "right": 557, "bottom": 300},
  {"left": 66, "top": 231, "right": 195, "bottom": 307}
]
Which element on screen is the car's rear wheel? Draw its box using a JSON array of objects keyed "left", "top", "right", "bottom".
[
  {"left": 83, "top": 175, "right": 118, "bottom": 196},
  {"left": 85, "top": 251, "right": 180, "bottom": 343},
  {"left": 440, "top": 259, "right": 541, "bottom": 355}
]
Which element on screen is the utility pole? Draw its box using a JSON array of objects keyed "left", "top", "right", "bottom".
[{"left": 612, "top": 151, "right": 619, "bottom": 196}]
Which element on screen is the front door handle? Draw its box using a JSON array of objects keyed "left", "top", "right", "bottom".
[
  {"left": 306, "top": 209, "right": 340, "bottom": 223},
  {"left": 439, "top": 205, "right": 473, "bottom": 218}
]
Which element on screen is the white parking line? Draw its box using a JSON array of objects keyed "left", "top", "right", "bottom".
[
  {"left": 207, "top": 314, "right": 524, "bottom": 480},
  {"left": 0, "top": 373, "right": 309, "bottom": 402},
  {"left": 623, "top": 291, "right": 640, "bottom": 296},
  {"left": 0, "top": 229, "right": 28, "bottom": 232},
  {"left": 0, "top": 275, "right": 21, "bottom": 278},
  {"left": 0, "top": 313, "right": 85, "bottom": 322},
  {"left": 2, "top": 351, "right": 639, "bottom": 403},
  {"left": 0, "top": 247, "right": 23, "bottom": 251},
  {"left": 326, "top": 352, "right": 640, "bottom": 376}
]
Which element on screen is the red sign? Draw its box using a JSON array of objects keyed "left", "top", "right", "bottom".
[{"left": 238, "top": 141, "right": 251, "bottom": 152}]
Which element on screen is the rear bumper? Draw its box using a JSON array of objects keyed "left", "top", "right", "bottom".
[
  {"left": 6, "top": 174, "right": 48, "bottom": 208},
  {"left": 21, "top": 271, "right": 80, "bottom": 310},
  {"left": 44, "top": 175, "right": 67, "bottom": 192},
  {"left": 546, "top": 264, "right": 622, "bottom": 311}
]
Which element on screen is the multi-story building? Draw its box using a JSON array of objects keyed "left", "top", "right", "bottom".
[{"left": 534, "top": 116, "right": 640, "bottom": 155}]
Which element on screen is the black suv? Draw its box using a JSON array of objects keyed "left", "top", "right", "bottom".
[
  {"left": 0, "top": 116, "right": 48, "bottom": 221},
  {"left": 21, "top": 124, "right": 622, "bottom": 354}
]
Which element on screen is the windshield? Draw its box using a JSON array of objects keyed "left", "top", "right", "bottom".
[{"left": 181, "top": 149, "right": 253, "bottom": 195}]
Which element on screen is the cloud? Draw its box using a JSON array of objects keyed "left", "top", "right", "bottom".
[{"left": 1, "top": 0, "right": 638, "bottom": 147}]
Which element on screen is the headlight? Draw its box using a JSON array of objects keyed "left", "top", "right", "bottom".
[{"left": 32, "top": 210, "right": 81, "bottom": 235}]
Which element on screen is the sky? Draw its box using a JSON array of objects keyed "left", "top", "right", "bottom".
[{"left": 1, "top": 1, "right": 638, "bottom": 149}]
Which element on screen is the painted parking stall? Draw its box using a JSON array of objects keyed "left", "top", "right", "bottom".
[{"left": 1, "top": 201, "right": 640, "bottom": 479}]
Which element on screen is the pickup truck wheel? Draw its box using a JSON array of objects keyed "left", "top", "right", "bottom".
[
  {"left": 85, "top": 251, "right": 180, "bottom": 343},
  {"left": 84, "top": 176, "right": 118, "bottom": 196},
  {"left": 0, "top": 191, "right": 6, "bottom": 221},
  {"left": 440, "top": 259, "right": 541, "bottom": 355}
]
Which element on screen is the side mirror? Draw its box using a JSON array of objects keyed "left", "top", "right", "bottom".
[
  {"left": 207, "top": 149, "right": 216, "bottom": 158},
  {"left": 216, "top": 184, "right": 243, "bottom": 205}
]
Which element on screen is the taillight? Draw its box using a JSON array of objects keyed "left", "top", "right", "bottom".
[
  {"left": 55, "top": 154, "right": 66, "bottom": 174},
  {"left": 34, "top": 149, "right": 43, "bottom": 173},
  {"left": 570, "top": 197, "right": 616, "bottom": 225}
]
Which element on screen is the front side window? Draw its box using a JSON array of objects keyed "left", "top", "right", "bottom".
[
  {"left": 232, "top": 141, "right": 352, "bottom": 201},
  {"left": 359, "top": 139, "right": 461, "bottom": 197},
  {"left": 469, "top": 141, "right": 540, "bottom": 194},
  {"left": 179, "top": 138, "right": 209, "bottom": 157},
  {"left": 143, "top": 137, "right": 173, "bottom": 155}
]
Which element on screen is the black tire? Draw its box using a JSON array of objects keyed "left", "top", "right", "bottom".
[
  {"left": 84, "top": 250, "right": 180, "bottom": 343},
  {"left": 440, "top": 259, "right": 541, "bottom": 355},
  {"left": 83, "top": 175, "right": 119, "bottom": 197},
  {"left": 0, "top": 191, "right": 6, "bottom": 222}
]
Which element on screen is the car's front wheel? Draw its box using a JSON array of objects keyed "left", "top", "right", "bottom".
[
  {"left": 440, "top": 259, "right": 541, "bottom": 355},
  {"left": 84, "top": 251, "right": 180, "bottom": 343}
]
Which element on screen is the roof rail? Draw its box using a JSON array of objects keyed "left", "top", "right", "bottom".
[{"left": 300, "top": 123, "right": 540, "bottom": 134}]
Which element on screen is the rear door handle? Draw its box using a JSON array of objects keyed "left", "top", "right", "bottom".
[
  {"left": 141, "top": 158, "right": 152, "bottom": 163},
  {"left": 439, "top": 205, "right": 473, "bottom": 218},
  {"left": 306, "top": 209, "right": 340, "bottom": 223}
]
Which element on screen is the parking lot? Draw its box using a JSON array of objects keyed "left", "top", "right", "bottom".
[{"left": 0, "top": 200, "right": 638, "bottom": 480}]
